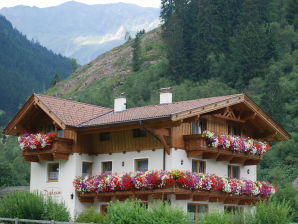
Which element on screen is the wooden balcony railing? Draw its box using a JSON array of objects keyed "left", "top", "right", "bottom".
[
  {"left": 77, "top": 188, "right": 261, "bottom": 205},
  {"left": 22, "top": 137, "right": 73, "bottom": 162},
  {"left": 183, "top": 134, "right": 261, "bottom": 165}
]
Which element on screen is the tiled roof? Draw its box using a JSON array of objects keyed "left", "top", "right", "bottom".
[
  {"left": 35, "top": 94, "right": 112, "bottom": 127},
  {"left": 79, "top": 94, "right": 243, "bottom": 127}
]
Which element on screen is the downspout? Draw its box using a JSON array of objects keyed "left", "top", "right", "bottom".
[{"left": 139, "top": 121, "right": 166, "bottom": 170}]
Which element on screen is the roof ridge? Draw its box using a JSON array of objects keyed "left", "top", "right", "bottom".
[
  {"left": 34, "top": 94, "right": 113, "bottom": 110},
  {"left": 78, "top": 110, "right": 114, "bottom": 127}
]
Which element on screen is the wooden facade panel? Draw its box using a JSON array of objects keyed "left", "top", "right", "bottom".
[
  {"left": 94, "top": 129, "right": 163, "bottom": 154},
  {"left": 204, "top": 115, "right": 227, "bottom": 135},
  {"left": 172, "top": 122, "right": 191, "bottom": 148}
]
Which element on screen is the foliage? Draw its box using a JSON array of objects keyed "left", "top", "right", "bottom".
[
  {"left": 132, "top": 30, "right": 145, "bottom": 71},
  {"left": 106, "top": 200, "right": 149, "bottom": 224},
  {"left": 0, "top": 15, "right": 72, "bottom": 126},
  {"left": 201, "top": 212, "right": 232, "bottom": 224},
  {"left": 0, "top": 191, "right": 70, "bottom": 221},
  {"left": 75, "top": 207, "right": 106, "bottom": 224}
]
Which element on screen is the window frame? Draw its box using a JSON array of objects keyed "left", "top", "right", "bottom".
[
  {"left": 191, "top": 119, "right": 207, "bottom": 134},
  {"left": 132, "top": 129, "right": 147, "bottom": 138},
  {"left": 99, "top": 132, "right": 111, "bottom": 141},
  {"left": 82, "top": 162, "right": 93, "bottom": 177},
  {"left": 187, "top": 203, "right": 208, "bottom": 222},
  {"left": 47, "top": 163, "right": 59, "bottom": 182},
  {"left": 135, "top": 158, "right": 149, "bottom": 172},
  {"left": 102, "top": 161, "right": 113, "bottom": 174},
  {"left": 228, "top": 124, "right": 241, "bottom": 136},
  {"left": 224, "top": 205, "right": 243, "bottom": 213},
  {"left": 192, "top": 159, "right": 206, "bottom": 174},
  {"left": 228, "top": 165, "right": 240, "bottom": 179}
]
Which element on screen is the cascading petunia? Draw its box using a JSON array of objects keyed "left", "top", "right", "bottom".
[{"left": 18, "top": 133, "right": 57, "bottom": 151}]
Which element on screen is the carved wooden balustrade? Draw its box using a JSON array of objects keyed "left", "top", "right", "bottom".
[
  {"left": 183, "top": 134, "right": 261, "bottom": 165},
  {"left": 22, "top": 137, "right": 73, "bottom": 162},
  {"left": 77, "top": 188, "right": 261, "bottom": 205}
]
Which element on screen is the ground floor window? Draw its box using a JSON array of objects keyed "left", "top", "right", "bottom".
[
  {"left": 192, "top": 159, "right": 206, "bottom": 173},
  {"left": 100, "top": 204, "right": 108, "bottom": 213},
  {"left": 224, "top": 205, "right": 243, "bottom": 213},
  {"left": 187, "top": 203, "right": 208, "bottom": 222},
  {"left": 82, "top": 162, "right": 92, "bottom": 177},
  {"left": 135, "top": 158, "right": 148, "bottom": 172},
  {"left": 102, "top": 161, "right": 112, "bottom": 174}
]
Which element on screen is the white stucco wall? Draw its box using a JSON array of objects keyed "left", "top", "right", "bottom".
[{"left": 29, "top": 148, "right": 257, "bottom": 218}]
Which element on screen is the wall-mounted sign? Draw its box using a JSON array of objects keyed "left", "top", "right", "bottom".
[{"left": 42, "top": 187, "right": 62, "bottom": 196}]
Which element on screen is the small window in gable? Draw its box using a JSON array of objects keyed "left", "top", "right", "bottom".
[
  {"left": 133, "top": 129, "right": 147, "bottom": 138},
  {"left": 100, "top": 132, "right": 111, "bottom": 141},
  {"left": 191, "top": 119, "right": 207, "bottom": 134},
  {"left": 228, "top": 125, "right": 241, "bottom": 136}
]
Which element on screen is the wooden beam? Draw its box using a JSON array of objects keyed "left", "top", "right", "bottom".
[
  {"left": 244, "top": 159, "right": 260, "bottom": 165},
  {"left": 216, "top": 154, "right": 234, "bottom": 162},
  {"left": 53, "top": 153, "right": 69, "bottom": 160},
  {"left": 203, "top": 152, "right": 219, "bottom": 159},
  {"left": 176, "top": 194, "right": 191, "bottom": 200},
  {"left": 182, "top": 115, "right": 200, "bottom": 123},
  {"left": 193, "top": 195, "right": 209, "bottom": 201},
  {"left": 96, "top": 196, "right": 111, "bottom": 202},
  {"left": 230, "top": 157, "right": 247, "bottom": 164},
  {"left": 187, "top": 151, "right": 203, "bottom": 157},
  {"left": 38, "top": 154, "right": 53, "bottom": 161}
]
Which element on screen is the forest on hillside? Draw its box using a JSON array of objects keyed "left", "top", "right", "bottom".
[{"left": 0, "top": 15, "right": 73, "bottom": 125}]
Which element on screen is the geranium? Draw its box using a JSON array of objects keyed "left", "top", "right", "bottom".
[
  {"left": 73, "top": 170, "right": 275, "bottom": 198},
  {"left": 18, "top": 133, "right": 57, "bottom": 151},
  {"left": 202, "top": 131, "right": 270, "bottom": 156}
]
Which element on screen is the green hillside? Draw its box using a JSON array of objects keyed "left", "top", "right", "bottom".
[
  {"left": 0, "top": 15, "right": 73, "bottom": 125},
  {"left": 47, "top": 0, "right": 298, "bottom": 220}
]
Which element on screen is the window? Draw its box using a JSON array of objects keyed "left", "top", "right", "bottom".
[
  {"left": 135, "top": 159, "right": 148, "bottom": 172},
  {"left": 100, "top": 132, "right": 111, "bottom": 141},
  {"left": 133, "top": 129, "right": 147, "bottom": 138},
  {"left": 48, "top": 163, "right": 59, "bottom": 182},
  {"left": 57, "top": 129, "right": 64, "bottom": 138},
  {"left": 228, "top": 165, "right": 240, "bottom": 179},
  {"left": 228, "top": 125, "right": 241, "bottom": 136},
  {"left": 191, "top": 119, "right": 207, "bottom": 134},
  {"left": 100, "top": 204, "right": 108, "bottom": 213},
  {"left": 192, "top": 160, "right": 206, "bottom": 174},
  {"left": 82, "top": 162, "right": 92, "bottom": 177},
  {"left": 224, "top": 206, "right": 243, "bottom": 213},
  {"left": 187, "top": 203, "right": 208, "bottom": 222},
  {"left": 102, "top": 161, "right": 112, "bottom": 173}
]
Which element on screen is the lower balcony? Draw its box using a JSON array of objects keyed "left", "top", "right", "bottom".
[
  {"left": 22, "top": 137, "right": 73, "bottom": 162},
  {"left": 73, "top": 170, "right": 274, "bottom": 205},
  {"left": 183, "top": 134, "right": 261, "bottom": 165},
  {"left": 77, "top": 188, "right": 261, "bottom": 205}
]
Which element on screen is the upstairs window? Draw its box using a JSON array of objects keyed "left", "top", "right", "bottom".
[
  {"left": 48, "top": 163, "right": 59, "bottom": 182},
  {"left": 82, "top": 162, "right": 92, "bottom": 177},
  {"left": 191, "top": 119, "right": 207, "bottom": 134},
  {"left": 102, "top": 161, "right": 112, "bottom": 174},
  {"left": 100, "top": 132, "right": 111, "bottom": 141},
  {"left": 133, "top": 129, "right": 147, "bottom": 138},
  {"left": 135, "top": 159, "right": 148, "bottom": 172},
  {"left": 192, "top": 160, "right": 206, "bottom": 174},
  {"left": 228, "top": 165, "right": 240, "bottom": 179},
  {"left": 228, "top": 125, "right": 241, "bottom": 136},
  {"left": 57, "top": 129, "right": 64, "bottom": 138}
]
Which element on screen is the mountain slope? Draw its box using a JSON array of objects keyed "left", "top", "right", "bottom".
[
  {"left": 0, "top": 1, "right": 160, "bottom": 64},
  {"left": 0, "top": 15, "right": 72, "bottom": 125}
]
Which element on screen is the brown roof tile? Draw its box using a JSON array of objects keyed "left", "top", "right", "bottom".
[
  {"left": 35, "top": 94, "right": 112, "bottom": 127},
  {"left": 79, "top": 94, "right": 243, "bottom": 127}
]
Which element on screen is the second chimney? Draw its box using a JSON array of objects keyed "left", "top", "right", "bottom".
[
  {"left": 160, "top": 87, "right": 172, "bottom": 104},
  {"left": 114, "top": 93, "right": 127, "bottom": 112}
]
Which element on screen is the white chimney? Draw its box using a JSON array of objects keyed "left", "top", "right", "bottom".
[
  {"left": 160, "top": 87, "right": 172, "bottom": 104},
  {"left": 114, "top": 93, "right": 127, "bottom": 112}
]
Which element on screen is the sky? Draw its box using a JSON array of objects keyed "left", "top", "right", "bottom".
[{"left": 0, "top": 0, "right": 161, "bottom": 9}]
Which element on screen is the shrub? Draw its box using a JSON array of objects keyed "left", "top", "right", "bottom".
[
  {"left": 254, "top": 200, "right": 291, "bottom": 224},
  {"left": 42, "top": 197, "right": 70, "bottom": 221},
  {"left": 75, "top": 207, "right": 106, "bottom": 224},
  {"left": 0, "top": 190, "right": 70, "bottom": 221},
  {"left": 148, "top": 202, "right": 188, "bottom": 224},
  {"left": 106, "top": 200, "right": 150, "bottom": 224},
  {"left": 201, "top": 212, "right": 231, "bottom": 224}
]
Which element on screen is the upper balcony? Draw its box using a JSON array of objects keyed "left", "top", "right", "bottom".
[
  {"left": 19, "top": 133, "right": 73, "bottom": 162},
  {"left": 183, "top": 132, "right": 269, "bottom": 165}
]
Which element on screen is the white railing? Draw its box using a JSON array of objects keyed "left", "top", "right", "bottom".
[{"left": 0, "top": 218, "right": 93, "bottom": 224}]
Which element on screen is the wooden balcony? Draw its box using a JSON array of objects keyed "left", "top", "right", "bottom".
[
  {"left": 77, "top": 188, "right": 261, "bottom": 205},
  {"left": 183, "top": 134, "right": 261, "bottom": 165},
  {"left": 22, "top": 137, "right": 73, "bottom": 162}
]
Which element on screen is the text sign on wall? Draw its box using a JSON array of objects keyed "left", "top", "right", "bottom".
[{"left": 42, "top": 187, "right": 62, "bottom": 196}]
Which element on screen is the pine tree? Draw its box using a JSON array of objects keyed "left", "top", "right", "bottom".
[
  {"left": 50, "top": 74, "right": 61, "bottom": 87},
  {"left": 132, "top": 31, "right": 144, "bottom": 72}
]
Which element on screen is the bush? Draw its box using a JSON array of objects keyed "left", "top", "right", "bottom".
[
  {"left": 148, "top": 202, "right": 188, "bottom": 224},
  {"left": 75, "top": 207, "right": 106, "bottom": 224},
  {"left": 0, "top": 190, "right": 70, "bottom": 221},
  {"left": 201, "top": 212, "right": 231, "bottom": 224},
  {"left": 107, "top": 200, "right": 150, "bottom": 224},
  {"left": 254, "top": 200, "right": 291, "bottom": 224}
]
